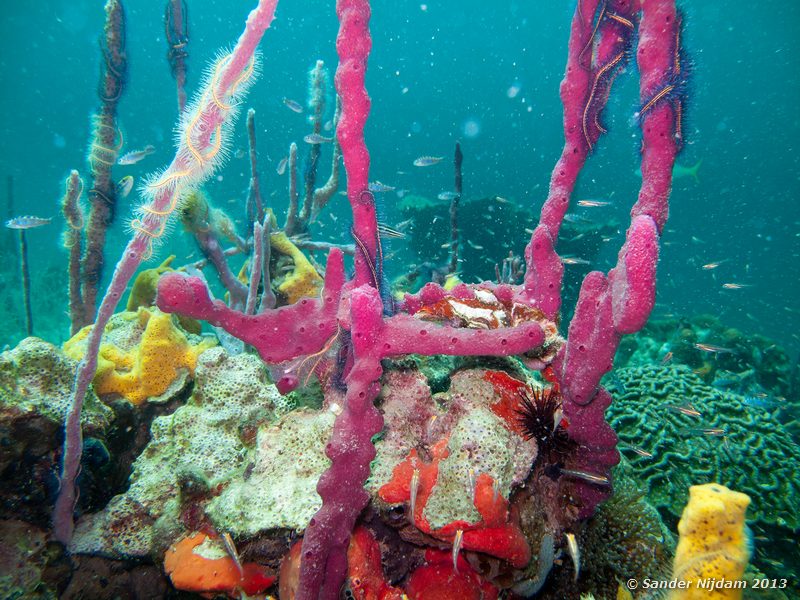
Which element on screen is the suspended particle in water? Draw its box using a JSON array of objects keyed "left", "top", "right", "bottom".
[{"left": 462, "top": 118, "right": 480, "bottom": 138}]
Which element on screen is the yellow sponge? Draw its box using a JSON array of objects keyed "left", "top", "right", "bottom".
[
  {"left": 270, "top": 231, "right": 323, "bottom": 304},
  {"left": 670, "top": 483, "right": 751, "bottom": 599},
  {"left": 65, "top": 308, "right": 215, "bottom": 405}
]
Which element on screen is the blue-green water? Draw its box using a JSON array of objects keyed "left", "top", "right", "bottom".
[
  {"left": 1, "top": 1, "right": 798, "bottom": 352},
  {"left": 0, "top": 1, "right": 798, "bottom": 597}
]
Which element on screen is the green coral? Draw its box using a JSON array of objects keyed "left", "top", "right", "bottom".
[
  {"left": 0, "top": 338, "right": 111, "bottom": 472},
  {"left": 578, "top": 466, "right": 673, "bottom": 599},
  {"left": 616, "top": 315, "right": 797, "bottom": 397},
  {"left": 206, "top": 408, "right": 334, "bottom": 535},
  {"left": 70, "top": 347, "right": 283, "bottom": 558},
  {"left": 606, "top": 364, "right": 800, "bottom": 531}
]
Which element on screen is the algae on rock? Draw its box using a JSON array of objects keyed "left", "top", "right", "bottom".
[
  {"left": 0, "top": 338, "right": 111, "bottom": 472},
  {"left": 70, "top": 348, "right": 282, "bottom": 558}
]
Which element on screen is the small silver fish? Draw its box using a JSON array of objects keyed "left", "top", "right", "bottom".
[
  {"left": 467, "top": 468, "right": 476, "bottom": 498},
  {"left": 276, "top": 157, "right": 288, "bottom": 175},
  {"left": 666, "top": 403, "right": 702, "bottom": 417},
  {"left": 694, "top": 342, "right": 734, "bottom": 354},
  {"left": 563, "top": 213, "right": 592, "bottom": 225},
  {"left": 413, "top": 155, "right": 444, "bottom": 167},
  {"left": 620, "top": 443, "right": 654, "bottom": 459},
  {"left": 283, "top": 97, "right": 303, "bottom": 113},
  {"left": 452, "top": 529, "right": 464, "bottom": 572},
  {"left": 369, "top": 181, "right": 396, "bottom": 193},
  {"left": 681, "top": 427, "right": 727, "bottom": 437},
  {"left": 5, "top": 215, "right": 51, "bottom": 230},
  {"left": 577, "top": 199, "right": 610, "bottom": 207},
  {"left": 303, "top": 133, "right": 333, "bottom": 144},
  {"left": 377, "top": 222, "right": 407, "bottom": 239},
  {"left": 117, "top": 144, "right": 155, "bottom": 165},
  {"left": 220, "top": 532, "right": 244, "bottom": 577},
  {"left": 116, "top": 175, "right": 134, "bottom": 198},
  {"left": 561, "top": 256, "right": 591, "bottom": 266},
  {"left": 437, "top": 191, "right": 459, "bottom": 201},
  {"left": 494, "top": 196, "right": 511, "bottom": 204},
  {"left": 565, "top": 532, "right": 580, "bottom": 581},
  {"left": 560, "top": 468, "right": 610, "bottom": 486},
  {"left": 722, "top": 282, "right": 750, "bottom": 290},
  {"left": 410, "top": 468, "right": 420, "bottom": 521},
  {"left": 702, "top": 260, "right": 726, "bottom": 270},
  {"left": 466, "top": 240, "right": 484, "bottom": 250}
]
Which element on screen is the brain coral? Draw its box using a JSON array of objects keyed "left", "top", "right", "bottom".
[{"left": 606, "top": 364, "right": 800, "bottom": 530}]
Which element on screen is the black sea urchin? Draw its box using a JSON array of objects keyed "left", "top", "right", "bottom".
[
  {"left": 516, "top": 386, "right": 574, "bottom": 463},
  {"left": 516, "top": 387, "right": 562, "bottom": 443}
]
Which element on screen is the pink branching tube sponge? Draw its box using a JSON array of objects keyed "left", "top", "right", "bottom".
[
  {"left": 335, "top": 0, "right": 377, "bottom": 290},
  {"left": 155, "top": 0, "right": 685, "bottom": 596},
  {"left": 53, "top": 0, "right": 280, "bottom": 544}
]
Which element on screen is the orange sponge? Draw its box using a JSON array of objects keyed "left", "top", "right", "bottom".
[{"left": 164, "top": 532, "right": 275, "bottom": 597}]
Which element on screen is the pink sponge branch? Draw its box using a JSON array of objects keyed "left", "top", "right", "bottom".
[
  {"left": 609, "top": 215, "right": 659, "bottom": 334},
  {"left": 157, "top": 249, "right": 344, "bottom": 364},
  {"left": 335, "top": 0, "right": 377, "bottom": 288},
  {"left": 559, "top": 0, "right": 680, "bottom": 412},
  {"left": 522, "top": 225, "right": 563, "bottom": 320},
  {"left": 381, "top": 315, "right": 545, "bottom": 357},
  {"left": 296, "top": 285, "right": 385, "bottom": 600},
  {"left": 560, "top": 271, "right": 618, "bottom": 407},
  {"left": 632, "top": 0, "right": 679, "bottom": 232},
  {"left": 524, "top": 0, "right": 637, "bottom": 314}
]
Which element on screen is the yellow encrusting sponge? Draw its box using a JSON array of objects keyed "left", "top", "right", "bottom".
[{"left": 64, "top": 308, "right": 215, "bottom": 405}]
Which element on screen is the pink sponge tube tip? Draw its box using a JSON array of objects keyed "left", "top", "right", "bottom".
[
  {"left": 156, "top": 271, "right": 216, "bottom": 317},
  {"left": 610, "top": 215, "right": 659, "bottom": 335}
]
